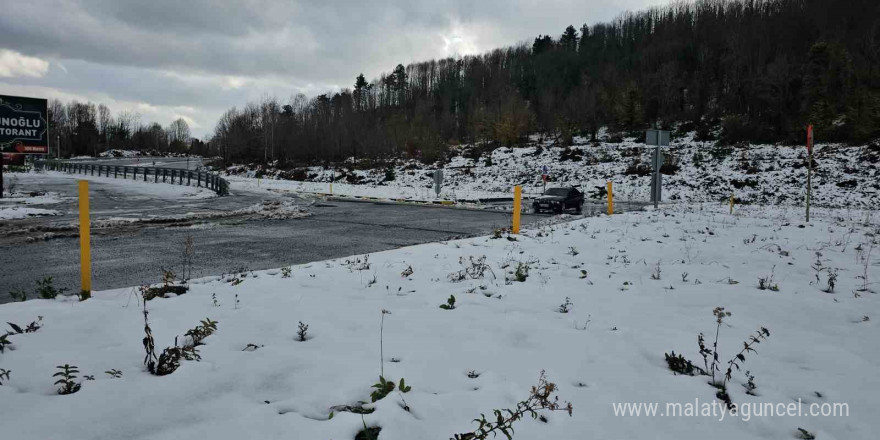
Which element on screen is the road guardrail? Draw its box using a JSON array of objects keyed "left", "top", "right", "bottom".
[{"left": 35, "top": 160, "right": 229, "bottom": 195}]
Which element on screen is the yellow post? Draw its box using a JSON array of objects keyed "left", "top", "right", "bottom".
[
  {"left": 512, "top": 185, "right": 522, "bottom": 234},
  {"left": 330, "top": 182, "right": 333, "bottom": 194},
  {"left": 78, "top": 181, "right": 92, "bottom": 299},
  {"left": 729, "top": 194, "right": 734, "bottom": 214},
  {"left": 607, "top": 182, "right": 614, "bottom": 215}
]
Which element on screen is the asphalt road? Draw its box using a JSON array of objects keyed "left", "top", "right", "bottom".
[
  {"left": 0, "top": 172, "right": 529, "bottom": 302},
  {"left": 1, "top": 168, "right": 639, "bottom": 303}
]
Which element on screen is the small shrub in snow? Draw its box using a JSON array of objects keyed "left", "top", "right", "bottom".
[
  {"left": 757, "top": 270, "right": 780, "bottom": 292},
  {"left": 143, "top": 269, "right": 188, "bottom": 300},
  {"left": 664, "top": 351, "right": 697, "bottom": 376},
  {"left": 370, "top": 376, "right": 411, "bottom": 402},
  {"left": 53, "top": 364, "right": 82, "bottom": 395},
  {"left": 296, "top": 321, "right": 309, "bottom": 341},
  {"left": 0, "top": 333, "right": 11, "bottom": 353},
  {"left": 650, "top": 261, "right": 662, "bottom": 280},
  {"left": 514, "top": 262, "right": 529, "bottom": 282},
  {"left": 154, "top": 343, "right": 201, "bottom": 376},
  {"left": 8, "top": 288, "right": 27, "bottom": 302},
  {"left": 141, "top": 299, "right": 216, "bottom": 376},
  {"left": 671, "top": 307, "right": 770, "bottom": 408},
  {"left": 448, "top": 256, "right": 494, "bottom": 282},
  {"left": 401, "top": 265, "right": 413, "bottom": 278},
  {"left": 281, "top": 266, "right": 292, "bottom": 278},
  {"left": 212, "top": 293, "right": 219, "bottom": 307},
  {"left": 439, "top": 295, "right": 456, "bottom": 310},
  {"left": 185, "top": 318, "right": 218, "bottom": 346},
  {"left": 743, "top": 370, "right": 757, "bottom": 395},
  {"left": 452, "top": 371, "right": 572, "bottom": 440},
  {"left": 0, "top": 368, "right": 10, "bottom": 385},
  {"left": 7, "top": 316, "right": 42, "bottom": 334},
  {"left": 104, "top": 369, "right": 123, "bottom": 379},
  {"left": 36, "top": 276, "right": 68, "bottom": 299},
  {"left": 557, "top": 297, "right": 573, "bottom": 313}
]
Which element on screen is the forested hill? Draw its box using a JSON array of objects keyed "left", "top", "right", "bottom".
[{"left": 208, "top": 0, "right": 879, "bottom": 164}]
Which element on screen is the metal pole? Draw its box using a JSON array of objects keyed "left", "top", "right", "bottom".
[
  {"left": 0, "top": 152, "right": 4, "bottom": 199},
  {"left": 806, "top": 125, "right": 813, "bottom": 223}
]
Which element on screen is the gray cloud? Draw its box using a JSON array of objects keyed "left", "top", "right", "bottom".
[{"left": 0, "top": 0, "right": 665, "bottom": 136}]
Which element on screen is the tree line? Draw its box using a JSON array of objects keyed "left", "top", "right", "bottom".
[{"left": 45, "top": 99, "right": 205, "bottom": 158}]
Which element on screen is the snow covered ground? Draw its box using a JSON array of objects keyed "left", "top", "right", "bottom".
[
  {"left": 0, "top": 187, "right": 67, "bottom": 219},
  {"left": 225, "top": 135, "right": 880, "bottom": 208},
  {"left": 0, "top": 206, "right": 61, "bottom": 220},
  {"left": 1, "top": 203, "right": 877, "bottom": 440}
]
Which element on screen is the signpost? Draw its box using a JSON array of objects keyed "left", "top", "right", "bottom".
[
  {"left": 0, "top": 95, "right": 48, "bottom": 198},
  {"left": 433, "top": 169, "right": 443, "bottom": 197},
  {"left": 645, "top": 129, "right": 670, "bottom": 208},
  {"left": 541, "top": 165, "right": 549, "bottom": 193}
]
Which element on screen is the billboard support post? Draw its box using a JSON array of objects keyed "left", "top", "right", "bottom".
[{"left": 0, "top": 151, "right": 4, "bottom": 199}]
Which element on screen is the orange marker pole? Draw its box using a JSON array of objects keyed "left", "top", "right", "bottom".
[
  {"left": 78, "top": 180, "right": 92, "bottom": 299},
  {"left": 512, "top": 186, "right": 522, "bottom": 234}
]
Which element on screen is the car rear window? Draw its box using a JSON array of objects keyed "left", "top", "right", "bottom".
[{"left": 545, "top": 188, "right": 569, "bottom": 196}]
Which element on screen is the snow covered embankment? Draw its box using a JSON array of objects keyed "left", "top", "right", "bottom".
[
  {"left": 226, "top": 137, "right": 880, "bottom": 209},
  {"left": 0, "top": 204, "right": 877, "bottom": 440}
]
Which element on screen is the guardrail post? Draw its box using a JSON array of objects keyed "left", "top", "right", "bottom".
[
  {"left": 114, "top": 166, "right": 118, "bottom": 178},
  {"left": 197, "top": 172, "right": 201, "bottom": 187},
  {"left": 154, "top": 168, "right": 158, "bottom": 183},
  {"left": 123, "top": 167, "right": 127, "bottom": 179},
  {"left": 163, "top": 168, "right": 167, "bottom": 182},
  {"left": 187, "top": 171, "right": 191, "bottom": 186},
  {"left": 144, "top": 168, "right": 148, "bottom": 181}
]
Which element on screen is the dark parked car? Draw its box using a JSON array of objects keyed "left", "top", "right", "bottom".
[{"left": 532, "top": 187, "right": 584, "bottom": 214}]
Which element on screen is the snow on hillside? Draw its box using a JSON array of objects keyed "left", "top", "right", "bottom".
[
  {"left": 226, "top": 135, "right": 880, "bottom": 208},
  {"left": 1, "top": 204, "right": 877, "bottom": 440}
]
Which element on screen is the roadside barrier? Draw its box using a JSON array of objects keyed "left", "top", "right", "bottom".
[{"left": 35, "top": 160, "right": 229, "bottom": 195}]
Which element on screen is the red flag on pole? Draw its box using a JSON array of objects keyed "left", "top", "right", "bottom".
[{"left": 806, "top": 125, "right": 813, "bottom": 154}]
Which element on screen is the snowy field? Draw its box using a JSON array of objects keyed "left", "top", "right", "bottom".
[
  {"left": 1, "top": 203, "right": 877, "bottom": 440},
  {"left": 225, "top": 136, "right": 880, "bottom": 208}
]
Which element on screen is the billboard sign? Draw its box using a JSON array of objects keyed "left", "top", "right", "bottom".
[{"left": 0, "top": 95, "right": 48, "bottom": 154}]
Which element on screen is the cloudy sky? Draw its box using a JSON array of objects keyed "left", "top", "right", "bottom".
[{"left": 0, "top": 0, "right": 664, "bottom": 137}]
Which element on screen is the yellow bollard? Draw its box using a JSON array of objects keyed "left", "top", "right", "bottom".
[
  {"left": 512, "top": 185, "right": 522, "bottom": 234},
  {"left": 607, "top": 182, "right": 613, "bottom": 215},
  {"left": 78, "top": 181, "right": 92, "bottom": 299},
  {"left": 730, "top": 194, "right": 734, "bottom": 214}
]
